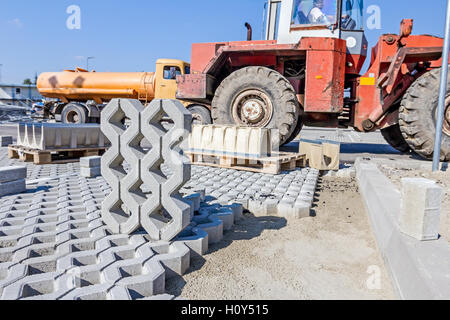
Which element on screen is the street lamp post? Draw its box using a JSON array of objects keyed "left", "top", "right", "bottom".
[
  {"left": 86, "top": 57, "right": 95, "bottom": 71},
  {"left": 433, "top": 0, "right": 450, "bottom": 171}
]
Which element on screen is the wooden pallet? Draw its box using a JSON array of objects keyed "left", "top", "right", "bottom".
[
  {"left": 8, "top": 145, "right": 107, "bottom": 165},
  {"left": 186, "top": 151, "right": 306, "bottom": 175}
]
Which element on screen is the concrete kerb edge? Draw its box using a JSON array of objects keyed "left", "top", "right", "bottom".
[{"left": 355, "top": 157, "right": 450, "bottom": 300}]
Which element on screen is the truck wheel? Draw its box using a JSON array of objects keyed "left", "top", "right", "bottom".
[
  {"left": 399, "top": 67, "right": 450, "bottom": 161},
  {"left": 188, "top": 105, "right": 212, "bottom": 125},
  {"left": 381, "top": 124, "right": 411, "bottom": 153},
  {"left": 212, "top": 67, "right": 301, "bottom": 146},
  {"left": 61, "top": 103, "right": 89, "bottom": 124}
]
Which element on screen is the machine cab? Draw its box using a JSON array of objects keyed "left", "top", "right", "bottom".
[
  {"left": 155, "top": 59, "right": 190, "bottom": 99},
  {"left": 266, "top": 0, "right": 367, "bottom": 71}
]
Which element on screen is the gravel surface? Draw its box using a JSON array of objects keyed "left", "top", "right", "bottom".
[
  {"left": 167, "top": 176, "right": 396, "bottom": 300},
  {"left": 379, "top": 165, "right": 450, "bottom": 245}
]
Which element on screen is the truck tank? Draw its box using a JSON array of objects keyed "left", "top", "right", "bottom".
[{"left": 37, "top": 69, "right": 155, "bottom": 103}]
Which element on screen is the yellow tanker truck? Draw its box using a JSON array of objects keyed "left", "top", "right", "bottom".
[{"left": 37, "top": 59, "right": 211, "bottom": 124}]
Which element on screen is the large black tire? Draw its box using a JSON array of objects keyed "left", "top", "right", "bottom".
[
  {"left": 399, "top": 67, "right": 450, "bottom": 161},
  {"left": 212, "top": 67, "right": 301, "bottom": 146},
  {"left": 381, "top": 124, "right": 411, "bottom": 153},
  {"left": 61, "top": 103, "right": 89, "bottom": 124},
  {"left": 188, "top": 105, "right": 212, "bottom": 125}
]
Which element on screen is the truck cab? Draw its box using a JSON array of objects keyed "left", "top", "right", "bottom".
[{"left": 155, "top": 59, "right": 191, "bottom": 100}]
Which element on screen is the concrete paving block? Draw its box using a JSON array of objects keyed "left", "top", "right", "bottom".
[
  {"left": 176, "top": 227, "right": 209, "bottom": 256},
  {"left": 248, "top": 199, "right": 264, "bottom": 215},
  {"left": 118, "top": 100, "right": 145, "bottom": 235},
  {"left": 262, "top": 198, "right": 279, "bottom": 216},
  {"left": 80, "top": 167, "right": 101, "bottom": 178},
  {"left": 100, "top": 99, "right": 127, "bottom": 235},
  {"left": 150, "top": 241, "right": 190, "bottom": 279},
  {"left": 0, "top": 136, "right": 12, "bottom": 147},
  {"left": 0, "top": 179, "right": 26, "bottom": 197},
  {"left": 60, "top": 283, "right": 117, "bottom": 300},
  {"left": 211, "top": 208, "right": 234, "bottom": 231},
  {"left": 184, "top": 194, "right": 201, "bottom": 212},
  {"left": 223, "top": 203, "right": 244, "bottom": 222},
  {"left": 141, "top": 99, "right": 192, "bottom": 241},
  {"left": 1, "top": 271, "right": 65, "bottom": 300},
  {"left": 400, "top": 178, "right": 443, "bottom": 241},
  {"left": 113, "top": 258, "right": 166, "bottom": 298},
  {"left": 0, "top": 166, "right": 27, "bottom": 184},
  {"left": 193, "top": 214, "right": 223, "bottom": 245},
  {"left": 0, "top": 263, "right": 28, "bottom": 298},
  {"left": 293, "top": 201, "right": 311, "bottom": 219},
  {"left": 80, "top": 156, "right": 102, "bottom": 168}
]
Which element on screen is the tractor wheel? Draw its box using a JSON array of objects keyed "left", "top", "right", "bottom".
[
  {"left": 61, "top": 103, "right": 89, "bottom": 124},
  {"left": 399, "top": 67, "right": 450, "bottom": 161},
  {"left": 381, "top": 124, "right": 411, "bottom": 153},
  {"left": 212, "top": 66, "right": 301, "bottom": 146},
  {"left": 188, "top": 105, "right": 212, "bottom": 125}
]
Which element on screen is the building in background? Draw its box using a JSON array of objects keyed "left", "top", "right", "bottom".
[{"left": 0, "top": 84, "right": 43, "bottom": 107}]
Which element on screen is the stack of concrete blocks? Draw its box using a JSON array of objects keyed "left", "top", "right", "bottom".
[
  {"left": 80, "top": 156, "right": 102, "bottom": 178},
  {"left": 0, "top": 166, "right": 26, "bottom": 197},
  {"left": 299, "top": 138, "right": 340, "bottom": 171},
  {"left": 16, "top": 123, "right": 106, "bottom": 150},
  {"left": 399, "top": 178, "right": 443, "bottom": 241},
  {"left": 0, "top": 136, "right": 13, "bottom": 147},
  {"left": 189, "top": 124, "right": 272, "bottom": 158},
  {"left": 101, "top": 99, "right": 193, "bottom": 241}
]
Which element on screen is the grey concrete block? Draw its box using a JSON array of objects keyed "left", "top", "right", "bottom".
[
  {"left": 400, "top": 178, "right": 443, "bottom": 241},
  {"left": 0, "top": 179, "right": 26, "bottom": 197},
  {"left": 176, "top": 227, "right": 209, "bottom": 256},
  {"left": 193, "top": 214, "right": 223, "bottom": 245},
  {"left": 185, "top": 193, "right": 201, "bottom": 212},
  {"left": 0, "top": 136, "right": 12, "bottom": 147},
  {"left": 80, "top": 156, "right": 102, "bottom": 168},
  {"left": 0, "top": 166, "right": 27, "bottom": 183},
  {"left": 80, "top": 166, "right": 101, "bottom": 178}
]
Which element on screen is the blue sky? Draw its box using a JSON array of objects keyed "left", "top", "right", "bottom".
[{"left": 0, "top": 0, "right": 446, "bottom": 84}]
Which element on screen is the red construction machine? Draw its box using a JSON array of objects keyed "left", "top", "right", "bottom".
[{"left": 177, "top": 0, "right": 449, "bottom": 161}]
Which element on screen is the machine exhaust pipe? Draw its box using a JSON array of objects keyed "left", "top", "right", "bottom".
[{"left": 245, "top": 22, "right": 252, "bottom": 41}]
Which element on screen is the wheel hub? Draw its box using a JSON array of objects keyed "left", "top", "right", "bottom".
[
  {"left": 231, "top": 89, "right": 273, "bottom": 127},
  {"left": 444, "top": 97, "right": 450, "bottom": 137},
  {"left": 242, "top": 99, "right": 264, "bottom": 123},
  {"left": 67, "top": 111, "right": 79, "bottom": 124}
]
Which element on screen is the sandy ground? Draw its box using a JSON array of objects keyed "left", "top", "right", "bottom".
[
  {"left": 167, "top": 176, "right": 396, "bottom": 300},
  {"left": 379, "top": 165, "right": 450, "bottom": 245}
]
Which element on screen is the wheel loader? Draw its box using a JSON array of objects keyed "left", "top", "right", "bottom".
[
  {"left": 36, "top": 59, "right": 211, "bottom": 125},
  {"left": 176, "top": 0, "right": 449, "bottom": 161}
]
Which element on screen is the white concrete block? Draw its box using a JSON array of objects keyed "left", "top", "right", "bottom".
[{"left": 400, "top": 178, "right": 443, "bottom": 241}]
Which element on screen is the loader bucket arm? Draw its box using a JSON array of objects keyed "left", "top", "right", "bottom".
[{"left": 378, "top": 46, "right": 443, "bottom": 95}]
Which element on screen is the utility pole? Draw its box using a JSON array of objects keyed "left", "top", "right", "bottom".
[
  {"left": 86, "top": 57, "right": 95, "bottom": 71},
  {"left": 433, "top": 0, "right": 450, "bottom": 171}
]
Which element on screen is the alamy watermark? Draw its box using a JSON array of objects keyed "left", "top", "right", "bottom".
[
  {"left": 366, "top": 265, "right": 382, "bottom": 290},
  {"left": 66, "top": 5, "right": 81, "bottom": 30},
  {"left": 65, "top": 3, "right": 381, "bottom": 32},
  {"left": 366, "top": 5, "right": 382, "bottom": 30}
]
